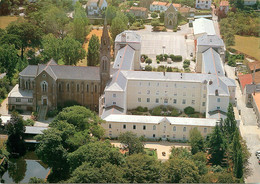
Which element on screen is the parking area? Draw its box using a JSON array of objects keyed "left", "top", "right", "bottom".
[{"left": 135, "top": 24, "right": 195, "bottom": 70}]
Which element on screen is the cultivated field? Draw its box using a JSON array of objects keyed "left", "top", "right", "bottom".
[
  {"left": 0, "top": 16, "right": 19, "bottom": 29},
  {"left": 232, "top": 35, "right": 260, "bottom": 61}
]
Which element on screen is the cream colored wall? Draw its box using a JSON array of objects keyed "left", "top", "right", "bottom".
[
  {"left": 207, "top": 95, "right": 230, "bottom": 113},
  {"left": 102, "top": 121, "right": 213, "bottom": 140},
  {"left": 126, "top": 80, "right": 207, "bottom": 113}
]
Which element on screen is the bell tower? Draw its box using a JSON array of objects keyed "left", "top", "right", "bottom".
[{"left": 100, "top": 19, "right": 111, "bottom": 93}]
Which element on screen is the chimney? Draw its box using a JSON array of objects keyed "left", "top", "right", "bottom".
[{"left": 121, "top": 33, "right": 126, "bottom": 42}]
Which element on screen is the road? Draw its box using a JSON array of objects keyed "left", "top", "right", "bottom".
[{"left": 225, "top": 64, "right": 260, "bottom": 183}]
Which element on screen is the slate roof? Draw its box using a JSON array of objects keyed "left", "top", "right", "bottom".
[
  {"left": 197, "top": 34, "right": 224, "bottom": 47},
  {"left": 19, "top": 59, "right": 101, "bottom": 81},
  {"left": 202, "top": 48, "right": 225, "bottom": 76},
  {"left": 113, "top": 45, "right": 135, "bottom": 71}
]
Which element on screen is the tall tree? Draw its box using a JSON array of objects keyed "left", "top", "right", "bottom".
[
  {"left": 189, "top": 127, "right": 205, "bottom": 154},
  {"left": 110, "top": 16, "right": 128, "bottom": 41},
  {"left": 60, "top": 36, "right": 86, "bottom": 65},
  {"left": 73, "top": 1, "right": 89, "bottom": 43},
  {"left": 232, "top": 129, "right": 243, "bottom": 178},
  {"left": 118, "top": 131, "right": 144, "bottom": 155},
  {"left": 87, "top": 34, "right": 100, "bottom": 66},
  {"left": 208, "top": 123, "right": 227, "bottom": 165},
  {"left": 224, "top": 103, "right": 237, "bottom": 140},
  {"left": 6, "top": 21, "right": 43, "bottom": 60},
  {"left": 5, "top": 112, "right": 26, "bottom": 155},
  {"left": 41, "top": 33, "right": 62, "bottom": 62},
  {"left": 0, "top": 44, "right": 19, "bottom": 79},
  {"left": 105, "top": 6, "right": 117, "bottom": 25}
]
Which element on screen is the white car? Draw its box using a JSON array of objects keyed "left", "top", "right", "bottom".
[
  {"left": 257, "top": 154, "right": 260, "bottom": 159},
  {"left": 256, "top": 150, "right": 260, "bottom": 156}
]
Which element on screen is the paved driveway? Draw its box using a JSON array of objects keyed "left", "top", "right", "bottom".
[{"left": 135, "top": 24, "right": 194, "bottom": 70}]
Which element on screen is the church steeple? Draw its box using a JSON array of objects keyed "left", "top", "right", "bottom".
[{"left": 100, "top": 18, "right": 111, "bottom": 94}]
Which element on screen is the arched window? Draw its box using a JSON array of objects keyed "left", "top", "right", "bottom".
[
  {"left": 59, "top": 83, "right": 62, "bottom": 92},
  {"left": 41, "top": 81, "right": 48, "bottom": 92},
  {"left": 67, "top": 83, "right": 70, "bottom": 92},
  {"left": 153, "top": 125, "right": 156, "bottom": 130},
  {"left": 86, "top": 84, "right": 89, "bottom": 93},
  {"left": 77, "top": 84, "right": 80, "bottom": 92}
]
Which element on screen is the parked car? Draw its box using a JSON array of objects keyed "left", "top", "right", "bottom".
[
  {"left": 257, "top": 154, "right": 260, "bottom": 159},
  {"left": 258, "top": 160, "right": 260, "bottom": 165},
  {"left": 255, "top": 150, "right": 260, "bottom": 156}
]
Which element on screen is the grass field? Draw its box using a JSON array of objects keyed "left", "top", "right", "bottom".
[
  {"left": 0, "top": 16, "right": 19, "bottom": 29},
  {"left": 232, "top": 35, "right": 260, "bottom": 61}
]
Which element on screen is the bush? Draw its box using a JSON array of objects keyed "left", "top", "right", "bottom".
[
  {"left": 141, "top": 54, "right": 148, "bottom": 60},
  {"left": 169, "top": 54, "right": 175, "bottom": 61},
  {"left": 156, "top": 54, "right": 164, "bottom": 61},
  {"left": 151, "top": 106, "right": 162, "bottom": 116},
  {"left": 156, "top": 60, "right": 160, "bottom": 64},
  {"left": 163, "top": 54, "right": 168, "bottom": 59},
  {"left": 145, "top": 58, "right": 152, "bottom": 65},
  {"left": 145, "top": 65, "right": 152, "bottom": 71},
  {"left": 184, "top": 59, "right": 190, "bottom": 65},
  {"left": 31, "top": 111, "right": 38, "bottom": 121},
  {"left": 47, "top": 109, "right": 59, "bottom": 117},
  {"left": 171, "top": 108, "right": 179, "bottom": 117},
  {"left": 23, "top": 119, "right": 35, "bottom": 126},
  {"left": 173, "top": 28, "right": 177, "bottom": 32},
  {"left": 136, "top": 106, "right": 148, "bottom": 112},
  {"left": 151, "top": 12, "right": 158, "bottom": 18},
  {"left": 157, "top": 65, "right": 165, "bottom": 72},
  {"left": 227, "top": 48, "right": 237, "bottom": 53},
  {"left": 162, "top": 27, "right": 167, "bottom": 32},
  {"left": 183, "top": 63, "right": 189, "bottom": 69},
  {"left": 184, "top": 106, "right": 195, "bottom": 115},
  {"left": 132, "top": 21, "right": 141, "bottom": 27},
  {"left": 172, "top": 55, "right": 182, "bottom": 62},
  {"left": 166, "top": 66, "right": 173, "bottom": 72}
]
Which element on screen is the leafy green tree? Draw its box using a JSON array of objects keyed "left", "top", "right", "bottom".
[
  {"left": 41, "top": 33, "right": 62, "bottom": 62},
  {"left": 67, "top": 141, "right": 124, "bottom": 171},
  {"left": 123, "top": 153, "right": 162, "bottom": 183},
  {"left": 161, "top": 158, "right": 200, "bottom": 183},
  {"left": 87, "top": 34, "right": 100, "bottom": 66},
  {"left": 189, "top": 127, "right": 205, "bottom": 154},
  {"left": 170, "top": 147, "right": 191, "bottom": 160},
  {"left": 224, "top": 103, "right": 237, "bottom": 140},
  {"left": 145, "top": 58, "right": 152, "bottom": 65},
  {"left": 8, "top": 156, "right": 27, "bottom": 183},
  {"left": 192, "top": 152, "right": 208, "bottom": 175},
  {"left": 0, "top": 0, "right": 12, "bottom": 15},
  {"left": 232, "top": 129, "right": 243, "bottom": 178},
  {"left": 151, "top": 12, "right": 158, "bottom": 18},
  {"left": 0, "top": 33, "right": 22, "bottom": 50},
  {"left": 5, "top": 112, "right": 26, "bottom": 155},
  {"left": 105, "top": 6, "right": 117, "bottom": 25},
  {"left": 110, "top": 16, "right": 128, "bottom": 41},
  {"left": 60, "top": 36, "right": 86, "bottom": 65},
  {"left": 73, "top": 2, "right": 89, "bottom": 43},
  {"left": 208, "top": 123, "right": 227, "bottom": 165},
  {"left": 6, "top": 21, "right": 43, "bottom": 60},
  {"left": 0, "top": 44, "right": 19, "bottom": 79},
  {"left": 159, "top": 12, "right": 165, "bottom": 22},
  {"left": 29, "top": 177, "right": 46, "bottom": 183},
  {"left": 126, "top": 12, "right": 136, "bottom": 24},
  {"left": 118, "top": 131, "right": 144, "bottom": 155}
]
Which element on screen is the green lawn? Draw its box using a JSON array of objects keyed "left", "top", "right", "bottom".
[
  {"left": 0, "top": 16, "right": 19, "bottom": 29},
  {"left": 232, "top": 35, "right": 260, "bottom": 61},
  {"left": 144, "top": 148, "right": 157, "bottom": 159}
]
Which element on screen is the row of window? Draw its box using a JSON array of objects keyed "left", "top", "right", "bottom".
[
  {"left": 16, "top": 98, "right": 33, "bottom": 103},
  {"left": 109, "top": 124, "right": 208, "bottom": 133},
  {"left": 58, "top": 83, "right": 98, "bottom": 93},
  {"left": 137, "top": 97, "right": 206, "bottom": 106},
  {"left": 197, "top": 0, "right": 209, "bottom": 4},
  {"left": 136, "top": 82, "right": 204, "bottom": 89}
]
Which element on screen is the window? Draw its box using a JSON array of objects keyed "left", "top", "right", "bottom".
[
  {"left": 123, "top": 124, "right": 126, "bottom": 129},
  {"left": 174, "top": 92, "right": 177, "bottom": 96},
  {"left": 77, "top": 84, "right": 80, "bottom": 92},
  {"left": 203, "top": 94, "right": 206, "bottom": 98},
  {"left": 133, "top": 125, "right": 136, "bottom": 129},
  {"left": 148, "top": 82, "right": 150, "bottom": 86},
  {"left": 147, "top": 98, "right": 150, "bottom": 103},
  {"left": 86, "top": 84, "right": 89, "bottom": 93},
  {"left": 156, "top": 91, "right": 159, "bottom": 95},
  {"left": 182, "top": 99, "right": 186, "bottom": 104},
  {"left": 113, "top": 94, "right": 116, "bottom": 98},
  {"left": 217, "top": 107, "right": 220, "bottom": 110},
  {"left": 16, "top": 98, "right": 21, "bottom": 102},
  {"left": 157, "top": 83, "right": 159, "bottom": 86},
  {"left": 143, "top": 125, "right": 146, "bottom": 130},
  {"left": 153, "top": 134, "right": 156, "bottom": 138},
  {"left": 113, "top": 102, "right": 116, "bottom": 105},
  {"left": 67, "top": 83, "right": 70, "bottom": 92},
  {"left": 202, "top": 102, "right": 206, "bottom": 106},
  {"left": 153, "top": 125, "right": 156, "bottom": 130},
  {"left": 166, "top": 83, "right": 168, "bottom": 87},
  {"left": 192, "top": 100, "right": 195, "bottom": 105},
  {"left": 147, "top": 90, "right": 150, "bottom": 94},
  {"left": 139, "top": 82, "right": 142, "bottom": 86},
  {"left": 217, "top": 98, "right": 220, "bottom": 102},
  {"left": 204, "top": 128, "right": 207, "bottom": 133},
  {"left": 173, "top": 126, "right": 176, "bottom": 131},
  {"left": 164, "top": 99, "right": 168, "bottom": 104},
  {"left": 109, "top": 124, "right": 112, "bottom": 129},
  {"left": 59, "top": 83, "right": 62, "bottom": 92},
  {"left": 42, "top": 82, "right": 47, "bottom": 92},
  {"left": 205, "top": 5, "right": 208, "bottom": 7},
  {"left": 28, "top": 98, "right": 33, "bottom": 103},
  {"left": 156, "top": 98, "right": 159, "bottom": 103},
  {"left": 173, "top": 99, "right": 177, "bottom": 104},
  {"left": 183, "top": 127, "right": 186, "bottom": 132},
  {"left": 138, "top": 98, "right": 141, "bottom": 102},
  {"left": 183, "top": 92, "right": 186, "bottom": 96}
]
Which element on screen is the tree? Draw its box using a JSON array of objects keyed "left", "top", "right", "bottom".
[
  {"left": 145, "top": 65, "right": 152, "bottom": 71},
  {"left": 145, "top": 58, "right": 152, "bottom": 65},
  {"left": 6, "top": 21, "right": 43, "bottom": 60},
  {"left": 118, "top": 131, "right": 144, "bottom": 155},
  {"left": 60, "top": 36, "right": 86, "bottom": 65},
  {"left": 5, "top": 112, "right": 26, "bottom": 155},
  {"left": 41, "top": 33, "right": 62, "bottom": 62},
  {"left": 232, "top": 129, "right": 243, "bottom": 178},
  {"left": 29, "top": 177, "right": 46, "bottom": 183},
  {"left": 0, "top": 0, "right": 12, "bottom": 15},
  {"left": 123, "top": 154, "right": 162, "bottom": 183},
  {"left": 105, "top": 6, "right": 117, "bottom": 25},
  {"left": 208, "top": 123, "right": 227, "bottom": 165},
  {"left": 151, "top": 12, "right": 158, "bottom": 18},
  {"left": 126, "top": 12, "right": 136, "bottom": 24},
  {"left": 159, "top": 12, "right": 165, "bottom": 22},
  {"left": 0, "top": 33, "right": 22, "bottom": 50},
  {"left": 110, "top": 16, "right": 128, "bottom": 41},
  {"left": 189, "top": 128, "right": 205, "bottom": 154},
  {"left": 161, "top": 158, "right": 200, "bottom": 183},
  {"left": 73, "top": 2, "right": 89, "bottom": 43},
  {"left": 0, "top": 44, "right": 19, "bottom": 79},
  {"left": 87, "top": 34, "right": 100, "bottom": 66},
  {"left": 224, "top": 103, "right": 237, "bottom": 140},
  {"left": 151, "top": 19, "right": 160, "bottom": 31}
]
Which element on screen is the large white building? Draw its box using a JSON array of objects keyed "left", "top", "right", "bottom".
[{"left": 99, "top": 30, "right": 236, "bottom": 140}]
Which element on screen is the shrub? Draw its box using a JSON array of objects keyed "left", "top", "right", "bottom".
[
  {"left": 166, "top": 66, "right": 173, "bottom": 72},
  {"left": 189, "top": 113, "right": 199, "bottom": 118},
  {"left": 183, "top": 63, "right": 189, "bottom": 69},
  {"left": 169, "top": 54, "right": 175, "bottom": 61},
  {"left": 157, "top": 60, "right": 160, "bottom": 64},
  {"left": 145, "top": 65, "right": 152, "bottom": 71},
  {"left": 171, "top": 108, "right": 179, "bottom": 117},
  {"left": 145, "top": 58, "right": 152, "bottom": 65},
  {"left": 173, "top": 67, "right": 181, "bottom": 72},
  {"left": 132, "top": 21, "right": 141, "bottom": 27},
  {"left": 151, "top": 106, "right": 162, "bottom": 116},
  {"left": 136, "top": 106, "right": 148, "bottom": 112},
  {"left": 184, "top": 59, "right": 190, "bottom": 65},
  {"left": 163, "top": 54, "right": 168, "bottom": 59},
  {"left": 47, "top": 109, "right": 59, "bottom": 117},
  {"left": 173, "top": 28, "right": 177, "bottom": 32},
  {"left": 23, "top": 119, "right": 35, "bottom": 126},
  {"left": 151, "top": 12, "right": 158, "bottom": 18},
  {"left": 172, "top": 55, "right": 182, "bottom": 62},
  {"left": 156, "top": 54, "right": 164, "bottom": 61},
  {"left": 184, "top": 106, "right": 195, "bottom": 115},
  {"left": 157, "top": 65, "right": 165, "bottom": 72},
  {"left": 162, "top": 27, "right": 167, "bottom": 32},
  {"left": 31, "top": 111, "right": 38, "bottom": 121}
]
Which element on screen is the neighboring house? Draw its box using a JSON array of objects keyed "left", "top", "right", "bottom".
[
  {"left": 196, "top": 0, "right": 212, "bottom": 9},
  {"left": 244, "top": 0, "right": 257, "bottom": 5},
  {"left": 128, "top": 7, "right": 148, "bottom": 19},
  {"left": 248, "top": 61, "right": 260, "bottom": 73},
  {"left": 252, "top": 93, "right": 260, "bottom": 124},
  {"left": 8, "top": 22, "right": 112, "bottom": 113},
  {"left": 150, "top": 1, "right": 169, "bottom": 12},
  {"left": 86, "top": 0, "right": 107, "bottom": 16},
  {"left": 140, "top": 0, "right": 154, "bottom": 9},
  {"left": 164, "top": 4, "right": 178, "bottom": 29},
  {"left": 193, "top": 18, "right": 216, "bottom": 39},
  {"left": 219, "top": 1, "right": 230, "bottom": 14}
]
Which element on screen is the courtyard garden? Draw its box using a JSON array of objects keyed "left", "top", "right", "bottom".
[{"left": 128, "top": 105, "right": 206, "bottom": 118}]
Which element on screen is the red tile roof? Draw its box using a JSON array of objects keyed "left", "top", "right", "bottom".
[
  {"left": 151, "top": 1, "right": 168, "bottom": 6},
  {"left": 238, "top": 73, "right": 253, "bottom": 91},
  {"left": 220, "top": 1, "right": 230, "bottom": 6},
  {"left": 248, "top": 61, "right": 260, "bottom": 71}
]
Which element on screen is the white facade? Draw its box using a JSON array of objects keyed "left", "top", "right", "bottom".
[
  {"left": 196, "top": 0, "right": 212, "bottom": 9},
  {"left": 150, "top": 2, "right": 169, "bottom": 12}
]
